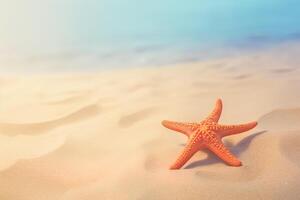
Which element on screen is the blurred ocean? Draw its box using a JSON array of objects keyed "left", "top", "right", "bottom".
[{"left": 0, "top": 0, "right": 300, "bottom": 73}]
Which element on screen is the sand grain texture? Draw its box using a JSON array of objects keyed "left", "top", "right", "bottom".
[{"left": 1, "top": 44, "right": 300, "bottom": 199}]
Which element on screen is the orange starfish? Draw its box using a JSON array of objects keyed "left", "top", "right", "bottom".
[{"left": 162, "top": 99, "right": 257, "bottom": 170}]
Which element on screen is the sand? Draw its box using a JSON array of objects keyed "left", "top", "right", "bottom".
[{"left": 0, "top": 42, "right": 300, "bottom": 200}]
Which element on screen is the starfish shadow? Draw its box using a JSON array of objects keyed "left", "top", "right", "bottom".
[{"left": 184, "top": 131, "right": 266, "bottom": 169}]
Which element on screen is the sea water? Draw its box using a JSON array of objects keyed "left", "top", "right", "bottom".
[{"left": 0, "top": 0, "right": 299, "bottom": 73}]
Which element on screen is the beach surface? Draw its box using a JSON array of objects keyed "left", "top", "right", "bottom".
[{"left": 1, "top": 42, "right": 300, "bottom": 200}]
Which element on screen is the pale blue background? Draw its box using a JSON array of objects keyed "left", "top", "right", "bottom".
[{"left": 0, "top": 0, "right": 299, "bottom": 72}]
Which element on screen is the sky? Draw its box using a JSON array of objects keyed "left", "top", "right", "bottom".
[{"left": 0, "top": 0, "right": 299, "bottom": 71}]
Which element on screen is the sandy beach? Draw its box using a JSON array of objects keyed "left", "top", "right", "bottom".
[{"left": 1, "top": 42, "right": 300, "bottom": 200}]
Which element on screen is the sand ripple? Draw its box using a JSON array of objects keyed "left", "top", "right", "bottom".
[
  {"left": 0, "top": 103, "right": 100, "bottom": 136},
  {"left": 118, "top": 108, "right": 158, "bottom": 128}
]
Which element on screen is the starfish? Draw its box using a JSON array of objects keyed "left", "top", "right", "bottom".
[{"left": 162, "top": 99, "right": 257, "bottom": 170}]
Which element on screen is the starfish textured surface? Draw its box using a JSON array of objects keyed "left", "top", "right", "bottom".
[{"left": 162, "top": 99, "right": 257, "bottom": 170}]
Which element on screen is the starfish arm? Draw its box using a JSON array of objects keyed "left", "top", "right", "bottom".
[
  {"left": 205, "top": 98, "right": 223, "bottom": 122},
  {"left": 216, "top": 121, "right": 257, "bottom": 137},
  {"left": 206, "top": 136, "right": 242, "bottom": 166},
  {"left": 169, "top": 141, "right": 199, "bottom": 170},
  {"left": 161, "top": 120, "right": 194, "bottom": 137}
]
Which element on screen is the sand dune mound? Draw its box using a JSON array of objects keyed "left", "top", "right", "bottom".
[
  {"left": 280, "top": 131, "right": 300, "bottom": 168},
  {"left": 258, "top": 108, "right": 300, "bottom": 131}
]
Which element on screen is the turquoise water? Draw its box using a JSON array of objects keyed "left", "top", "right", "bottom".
[
  {"left": 77, "top": 0, "right": 300, "bottom": 45},
  {"left": 1, "top": 0, "right": 300, "bottom": 72}
]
